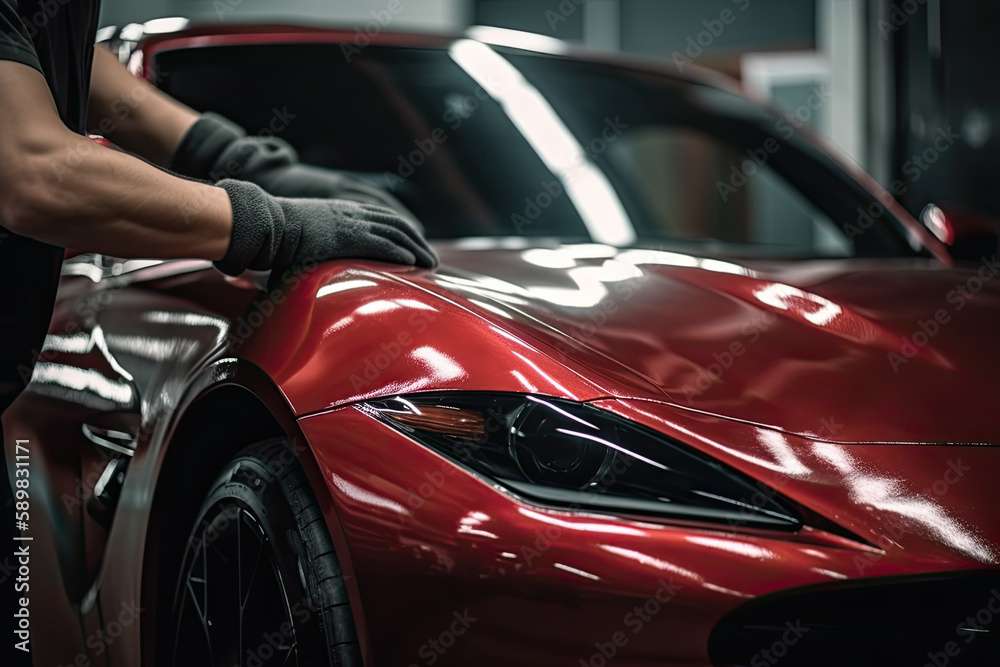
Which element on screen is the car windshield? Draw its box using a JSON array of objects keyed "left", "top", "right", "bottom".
[{"left": 156, "top": 40, "right": 919, "bottom": 259}]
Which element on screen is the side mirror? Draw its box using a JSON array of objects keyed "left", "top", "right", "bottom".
[{"left": 921, "top": 204, "right": 1000, "bottom": 262}]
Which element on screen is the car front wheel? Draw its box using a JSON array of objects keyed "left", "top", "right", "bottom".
[{"left": 167, "top": 438, "right": 361, "bottom": 666}]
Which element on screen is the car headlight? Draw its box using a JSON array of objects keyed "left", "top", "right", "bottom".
[{"left": 359, "top": 393, "right": 801, "bottom": 530}]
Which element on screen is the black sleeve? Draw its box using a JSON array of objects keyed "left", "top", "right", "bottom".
[{"left": 0, "top": 1, "right": 42, "bottom": 73}]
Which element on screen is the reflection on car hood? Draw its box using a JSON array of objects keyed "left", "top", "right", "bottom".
[{"left": 424, "top": 243, "right": 1000, "bottom": 445}]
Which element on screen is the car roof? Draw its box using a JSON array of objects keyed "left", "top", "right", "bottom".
[{"left": 125, "top": 20, "right": 739, "bottom": 92}]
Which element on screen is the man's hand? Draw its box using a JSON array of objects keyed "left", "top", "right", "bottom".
[
  {"left": 171, "top": 110, "right": 439, "bottom": 273},
  {"left": 89, "top": 49, "right": 436, "bottom": 273},
  {"left": 1, "top": 50, "right": 435, "bottom": 274},
  {"left": 216, "top": 179, "right": 437, "bottom": 276},
  {"left": 171, "top": 112, "right": 421, "bottom": 223}
]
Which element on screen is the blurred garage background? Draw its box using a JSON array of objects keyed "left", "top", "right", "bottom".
[{"left": 97, "top": 0, "right": 999, "bottom": 225}]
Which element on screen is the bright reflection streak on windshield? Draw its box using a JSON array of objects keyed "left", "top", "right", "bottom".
[{"left": 450, "top": 39, "right": 636, "bottom": 246}]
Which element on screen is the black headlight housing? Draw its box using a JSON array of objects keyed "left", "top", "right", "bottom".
[{"left": 359, "top": 393, "right": 802, "bottom": 530}]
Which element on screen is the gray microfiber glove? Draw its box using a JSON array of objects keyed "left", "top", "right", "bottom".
[
  {"left": 171, "top": 112, "right": 416, "bottom": 218},
  {"left": 215, "top": 179, "right": 438, "bottom": 277}
]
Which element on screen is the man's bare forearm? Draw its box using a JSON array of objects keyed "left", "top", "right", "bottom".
[
  {"left": 86, "top": 45, "right": 199, "bottom": 168},
  {"left": 2, "top": 59, "right": 435, "bottom": 272},
  {"left": 14, "top": 135, "right": 232, "bottom": 259},
  {"left": 0, "top": 61, "right": 231, "bottom": 260}
]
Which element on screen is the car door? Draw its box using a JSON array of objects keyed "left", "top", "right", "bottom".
[
  {"left": 1, "top": 253, "right": 240, "bottom": 665},
  {"left": 2, "top": 253, "right": 143, "bottom": 664}
]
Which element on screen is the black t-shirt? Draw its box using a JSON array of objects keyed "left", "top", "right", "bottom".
[{"left": 0, "top": 0, "right": 99, "bottom": 411}]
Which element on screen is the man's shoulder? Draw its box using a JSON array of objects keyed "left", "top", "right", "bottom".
[{"left": 0, "top": 0, "right": 42, "bottom": 74}]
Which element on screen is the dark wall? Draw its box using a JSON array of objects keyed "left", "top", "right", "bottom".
[
  {"left": 474, "top": 0, "right": 814, "bottom": 55},
  {"left": 621, "top": 0, "right": 814, "bottom": 56},
  {"left": 894, "top": 1, "right": 1000, "bottom": 220},
  {"left": 475, "top": 0, "right": 585, "bottom": 42}
]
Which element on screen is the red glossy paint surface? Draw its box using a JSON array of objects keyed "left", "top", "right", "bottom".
[
  {"left": 245, "top": 247, "right": 1000, "bottom": 445},
  {"left": 300, "top": 397, "right": 998, "bottom": 665}
]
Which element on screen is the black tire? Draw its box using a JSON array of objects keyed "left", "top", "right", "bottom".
[{"left": 166, "top": 438, "right": 361, "bottom": 666}]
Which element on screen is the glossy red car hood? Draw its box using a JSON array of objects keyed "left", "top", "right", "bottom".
[{"left": 421, "top": 244, "right": 1000, "bottom": 445}]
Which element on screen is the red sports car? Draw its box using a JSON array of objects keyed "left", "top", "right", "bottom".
[{"left": 5, "top": 21, "right": 1000, "bottom": 667}]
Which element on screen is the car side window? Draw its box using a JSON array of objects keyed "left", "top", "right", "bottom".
[{"left": 603, "top": 125, "right": 854, "bottom": 257}]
